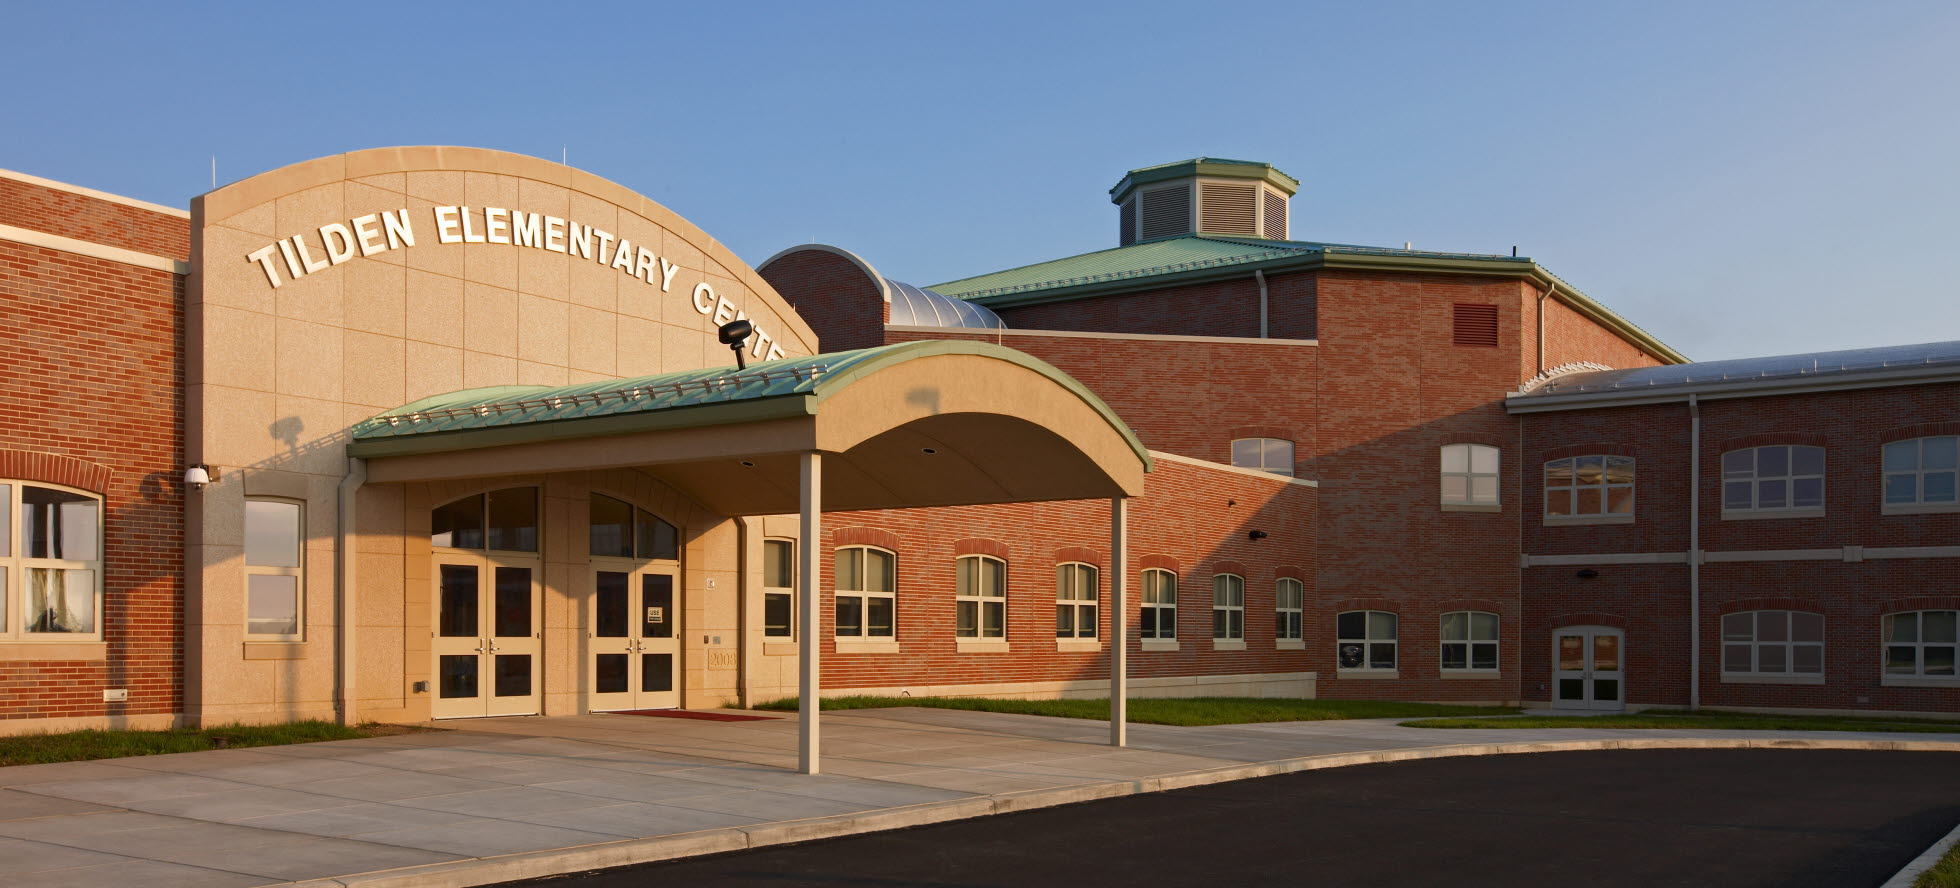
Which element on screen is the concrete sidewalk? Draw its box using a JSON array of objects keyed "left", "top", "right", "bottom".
[{"left": 1, "top": 709, "right": 1956, "bottom": 887}]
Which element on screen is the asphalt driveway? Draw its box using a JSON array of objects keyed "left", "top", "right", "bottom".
[{"left": 508, "top": 748, "right": 1960, "bottom": 887}]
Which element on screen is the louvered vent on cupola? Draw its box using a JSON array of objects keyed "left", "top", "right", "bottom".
[{"left": 1110, "top": 158, "right": 1300, "bottom": 246}]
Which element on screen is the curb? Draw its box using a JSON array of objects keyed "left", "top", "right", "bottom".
[{"left": 277, "top": 736, "right": 1960, "bottom": 888}]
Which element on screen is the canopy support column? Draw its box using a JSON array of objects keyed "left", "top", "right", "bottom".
[
  {"left": 1109, "top": 497, "right": 1129, "bottom": 747},
  {"left": 798, "top": 452, "right": 823, "bottom": 775}
]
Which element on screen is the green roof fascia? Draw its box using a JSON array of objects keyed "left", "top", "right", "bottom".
[
  {"left": 1109, "top": 158, "right": 1300, "bottom": 204},
  {"left": 964, "top": 250, "right": 1689, "bottom": 365},
  {"left": 344, "top": 393, "right": 817, "bottom": 459}
]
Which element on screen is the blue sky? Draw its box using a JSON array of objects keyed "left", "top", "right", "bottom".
[{"left": 6, "top": 1, "right": 1956, "bottom": 360}]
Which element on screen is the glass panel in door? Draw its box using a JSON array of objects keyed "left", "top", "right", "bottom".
[
  {"left": 484, "top": 566, "right": 541, "bottom": 716},
  {"left": 431, "top": 564, "right": 484, "bottom": 719},
  {"left": 637, "top": 574, "right": 680, "bottom": 709}
]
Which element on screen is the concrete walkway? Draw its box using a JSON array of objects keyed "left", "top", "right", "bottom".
[{"left": 0, "top": 709, "right": 1956, "bottom": 887}]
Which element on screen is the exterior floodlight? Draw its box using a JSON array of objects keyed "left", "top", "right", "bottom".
[
  {"left": 1247, "top": 530, "right": 1268, "bottom": 540},
  {"left": 718, "top": 319, "right": 755, "bottom": 370},
  {"left": 184, "top": 465, "right": 214, "bottom": 489}
]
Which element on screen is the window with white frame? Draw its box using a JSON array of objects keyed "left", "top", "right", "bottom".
[
  {"left": 1441, "top": 444, "right": 1500, "bottom": 507},
  {"left": 1, "top": 482, "right": 103, "bottom": 639},
  {"left": 956, "top": 555, "right": 1006, "bottom": 639},
  {"left": 1337, "top": 611, "right": 1397, "bottom": 670},
  {"left": 1544, "top": 455, "right": 1635, "bottom": 518},
  {"left": 762, "top": 539, "right": 793, "bottom": 638},
  {"left": 1440, "top": 611, "right": 1498, "bottom": 671},
  {"left": 1884, "top": 610, "right": 1957, "bottom": 678},
  {"left": 245, "top": 499, "right": 304, "bottom": 639},
  {"left": 1212, "top": 573, "right": 1245, "bottom": 640},
  {"left": 1231, "top": 438, "right": 1295, "bottom": 477},
  {"left": 1141, "top": 568, "right": 1176, "bottom": 639},
  {"left": 1722, "top": 445, "right": 1825, "bottom": 513},
  {"left": 1055, "top": 562, "right": 1098, "bottom": 638},
  {"left": 1275, "top": 577, "right": 1303, "bottom": 641},
  {"left": 834, "top": 546, "right": 895, "bottom": 638},
  {"left": 1883, "top": 437, "right": 1958, "bottom": 508},
  {"left": 1721, "top": 610, "right": 1823, "bottom": 675}
]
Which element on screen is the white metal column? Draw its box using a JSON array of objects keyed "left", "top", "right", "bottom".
[
  {"left": 1109, "top": 497, "right": 1129, "bottom": 747},
  {"left": 798, "top": 452, "right": 823, "bottom": 774}
]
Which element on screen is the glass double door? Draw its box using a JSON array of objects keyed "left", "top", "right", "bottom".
[
  {"left": 1553, "top": 628, "right": 1624, "bottom": 710},
  {"left": 589, "top": 566, "right": 679, "bottom": 711},
  {"left": 432, "top": 559, "right": 542, "bottom": 719}
]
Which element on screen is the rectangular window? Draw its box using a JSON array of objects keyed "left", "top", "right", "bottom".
[
  {"left": 1275, "top": 577, "right": 1303, "bottom": 641},
  {"left": 1141, "top": 569, "right": 1177, "bottom": 640},
  {"left": 1338, "top": 610, "right": 1398, "bottom": 671},
  {"left": 1722, "top": 445, "right": 1825, "bottom": 513},
  {"left": 1722, "top": 610, "right": 1823, "bottom": 675},
  {"left": 1884, "top": 437, "right": 1959, "bottom": 507},
  {"left": 1440, "top": 611, "right": 1498, "bottom": 671},
  {"left": 956, "top": 556, "right": 1006, "bottom": 639},
  {"left": 763, "top": 539, "right": 793, "bottom": 638},
  {"left": 1545, "top": 455, "right": 1635, "bottom": 518},
  {"left": 1212, "top": 574, "right": 1245, "bottom": 640},
  {"left": 1884, "top": 610, "right": 1957, "bottom": 677},
  {"left": 8, "top": 484, "right": 104, "bottom": 639},
  {"left": 1441, "top": 444, "right": 1500, "bottom": 507},
  {"left": 1055, "top": 563, "right": 1098, "bottom": 638},
  {"left": 245, "top": 499, "right": 304, "bottom": 639},
  {"left": 1231, "top": 438, "right": 1295, "bottom": 477},
  {"left": 835, "top": 547, "right": 895, "bottom": 638}
]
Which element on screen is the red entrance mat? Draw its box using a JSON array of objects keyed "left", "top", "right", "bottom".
[{"left": 607, "top": 709, "right": 778, "bottom": 722}]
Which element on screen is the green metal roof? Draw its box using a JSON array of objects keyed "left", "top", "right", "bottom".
[
  {"left": 1109, "top": 157, "right": 1300, "bottom": 204},
  {"left": 347, "top": 339, "right": 1152, "bottom": 467}
]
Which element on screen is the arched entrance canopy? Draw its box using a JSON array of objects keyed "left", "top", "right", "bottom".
[{"left": 349, "top": 339, "right": 1151, "bottom": 512}]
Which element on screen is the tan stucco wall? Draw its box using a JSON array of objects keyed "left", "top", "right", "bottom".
[{"left": 185, "top": 147, "right": 816, "bottom": 724}]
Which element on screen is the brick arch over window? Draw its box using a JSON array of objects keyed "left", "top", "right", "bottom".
[
  {"left": 1273, "top": 565, "right": 1307, "bottom": 582},
  {"left": 1540, "top": 443, "right": 1638, "bottom": 463},
  {"left": 1441, "top": 432, "right": 1503, "bottom": 447},
  {"left": 1437, "top": 598, "right": 1508, "bottom": 615},
  {"left": 1882, "top": 422, "right": 1960, "bottom": 443},
  {"left": 832, "top": 527, "right": 900, "bottom": 551},
  {"left": 1720, "top": 597, "right": 1826, "bottom": 616},
  {"left": 1053, "top": 546, "right": 1103, "bottom": 568},
  {"left": 1881, "top": 595, "right": 1960, "bottom": 613},
  {"left": 1227, "top": 425, "right": 1296, "bottom": 442},
  {"left": 1549, "top": 612, "right": 1628, "bottom": 630},
  {"left": 952, "top": 538, "right": 1009, "bottom": 560},
  {"left": 1137, "top": 554, "right": 1181, "bottom": 573},
  {"left": 1210, "top": 560, "right": 1249, "bottom": 578},
  {"left": 0, "top": 449, "right": 113, "bottom": 494},
  {"left": 1329, "top": 597, "right": 1399, "bottom": 613},
  {"left": 1721, "top": 433, "right": 1830, "bottom": 451}
]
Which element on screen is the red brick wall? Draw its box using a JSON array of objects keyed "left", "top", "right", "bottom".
[
  {"left": 815, "top": 458, "right": 1317, "bottom": 690},
  {"left": 0, "top": 178, "right": 185, "bottom": 724},
  {"left": 756, "top": 248, "right": 888, "bottom": 353},
  {"left": 987, "top": 270, "right": 1317, "bottom": 341},
  {"left": 1533, "top": 292, "right": 1667, "bottom": 377},
  {"left": 0, "top": 177, "right": 188, "bottom": 262}
]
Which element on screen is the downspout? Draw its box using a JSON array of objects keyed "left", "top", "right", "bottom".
[
  {"left": 336, "top": 457, "right": 366, "bottom": 726},
  {"left": 1255, "top": 269, "right": 1269, "bottom": 338},
  {"left": 1536, "top": 282, "right": 1553, "bottom": 374},
  {"left": 1687, "top": 394, "right": 1701, "bottom": 711}
]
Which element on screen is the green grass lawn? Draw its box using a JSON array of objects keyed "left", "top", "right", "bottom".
[
  {"left": 1402, "top": 708, "right": 1960, "bottom": 734},
  {"left": 0, "top": 721, "right": 420, "bottom": 767},
  {"left": 748, "top": 695, "right": 1517, "bottom": 726},
  {"left": 1918, "top": 840, "right": 1960, "bottom": 887}
]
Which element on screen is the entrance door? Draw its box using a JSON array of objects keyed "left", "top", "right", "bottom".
[
  {"left": 432, "top": 560, "right": 543, "bottom": 719},
  {"left": 588, "top": 567, "right": 680, "bottom": 711},
  {"left": 1553, "top": 627, "right": 1624, "bottom": 711}
]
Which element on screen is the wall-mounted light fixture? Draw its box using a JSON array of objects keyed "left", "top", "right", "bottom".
[
  {"left": 184, "top": 465, "right": 217, "bottom": 490},
  {"left": 718, "top": 319, "right": 755, "bottom": 370},
  {"left": 1576, "top": 568, "right": 1599, "bottom": 579},
  {"left": 1248, "top": 530, "right": 1269, "bottom": 541}
]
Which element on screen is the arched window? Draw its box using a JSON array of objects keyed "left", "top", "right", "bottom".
[
  {"left": 1883, "top": 437, "right": 1958, "bottom": 510},
  {"left": 432, "top": 487, "right": 539, "bottom": 552},
  {"left": 588, "top": 494, "right": 679, "bottom": 560},
  {"left": 3, "top": 482, "right": 103, "bottom": 638},
  {"left": 956, "top": 555, "right": 1006, "bottom": 639},
  {"left": 1722, "top": 611, "right": 1823, "bottom": 675},
  {"left": 835, "top": 546, "right": 895, "bottom": 638},
  {"left": 1212, "top": 574, "right": 1245, "bottom": 640},
  {"left": 1337, "top": 610, "right": 1397, "bottom": 671},
  {"left": 1441, "top": 444, "right": 1500, "bottom": 507},
  {"left": 1440, "top": 611, "right": 1498, "bottom": 671},
  {"left": 1722, "top": 445, "right": 1825, "bottom": 513},
  {"left": 1544, "top": 456, "right": 1634, "bottom": 518},
  {"left": 1141, "top": 569, "right": 1177, "bottom": 640},
  {"left": 1055, "top": 563, "right": 1098, "bottom": 638},
  {"left": 1231, "top": 438, "right": 1295, "bottom": 477},
  {"left": 1275, "top": 577, "right": 1304, "bottom": 641}
]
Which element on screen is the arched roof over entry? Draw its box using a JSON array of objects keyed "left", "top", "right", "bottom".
[{"left": 349, "top": 340, "right": 1150, "bottom": 515}]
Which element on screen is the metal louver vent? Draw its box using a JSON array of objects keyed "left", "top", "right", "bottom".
[
  {"left": 1200, "top": 183, "right": 1258, "bottom": 236},
  {"left": 1138, "top": 185, "right": 1192, "bottom": 240},
  {"left": 1262, "top": 189, "right": 1288, "bottom": 240},
  {"left": 1120, "top": 198, "right": 1138, "bottom": 246},
  {"left": 1453, "top": 303, "right": 1501, "bottom": 347}
]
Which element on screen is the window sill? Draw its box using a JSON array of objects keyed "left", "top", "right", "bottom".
[
  {"left": 955, "top": 639, "right": 1010, "bottom": 653},
  {"left": 1140, "top": 639, "right": 1180, "bottom": 652},
  {"left": 1336, "top": 669, "right": 1399, "bottom": 680},
  {"left": 834, "top": 639, "right": 900, "bottom": 654},
  {"left": 1882, "top": 675, "right": 1960, "bottom": 688},
  {"left": 0, "top": 641, "right": 107, "bottom": 661},
  {"left": 1441, "top": 503, "right": 1502, "bottom": 513},
  {"left": 1275, "top": 640, "right": 1305, "bottom": 651},
  {"left": 1720, "top": 672, "right": 1824, "bottom": 685},
  {"left": 1543, "top": 514, "right": 1635, "bottom": 526},
  {"left": 1212, "top": 639, "right": 1246, "bottom": 651},
  {"left": 1882, "top": 502, "right": 1960, "bottom": 516},
  {"left": 1056, "top": 639, "right": 1102, "bottom": 652},
  {"left": 1440, "top": 669, "right": 1500, "bottom": 680},
  {"left": 243, "top": 642, "right": 306, "bottom": 660},
  {"left": 1722, "top": 508, "right": 1825, "bottom": 521},
  {"left": 762, "top": 642, "right": 799, "bottom": 656}
]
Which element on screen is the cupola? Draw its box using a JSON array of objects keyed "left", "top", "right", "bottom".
[{"left": 1109, "top": 158, "right": 1298, "bottom": 245}]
